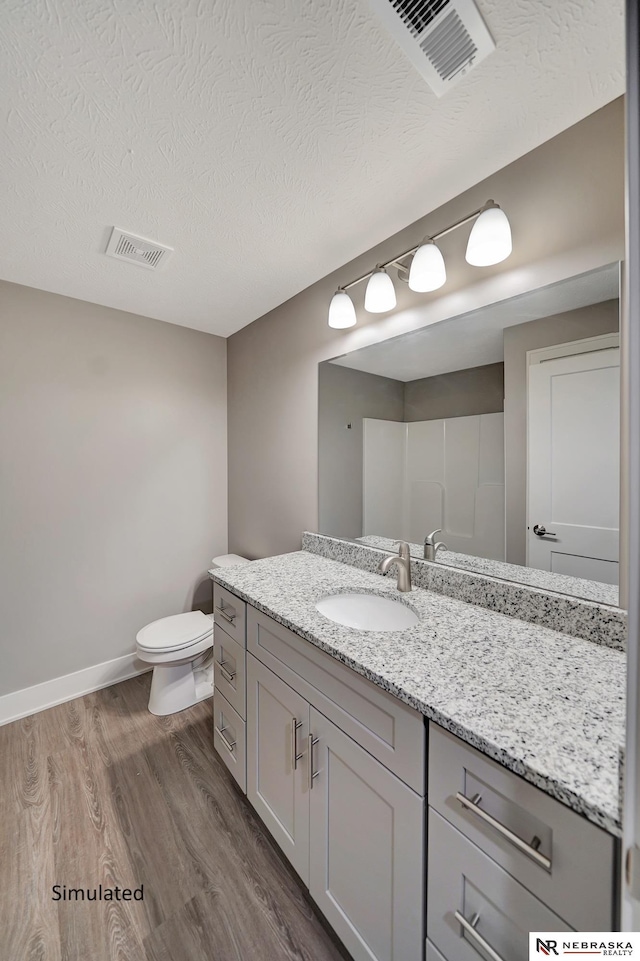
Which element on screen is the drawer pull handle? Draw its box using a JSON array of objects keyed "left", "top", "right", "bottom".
[
  {"left": 291, "top": 718, "right": 303, "bottom": 770},
  {"left": 216, "top": 604, "right": 236, "bottom": 625},
  {"left": 455, "top": 792, "right": 552, "bottom": 871},
  {"left": 218, "top": 659, "right": 236, "bottom": 684},
  {"left": 215, "top": 725, "right": 236, "bottom": 754},
  {"left": 454, "top": 911, "right": 505, "bottom": 961},
  {"left": 308, "top": 735, "right": 320, "bottom": 790}
]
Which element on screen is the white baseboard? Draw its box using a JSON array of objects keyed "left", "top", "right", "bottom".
[{"left": 0, "top": 652, "right": 151, "bottom": 727}]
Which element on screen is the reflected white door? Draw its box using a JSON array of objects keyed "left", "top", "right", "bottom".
[
  {"left": 362, "top": 419, "right": 406, "bottom": 538},
  {"left": 527, "top": 346, "right": 620, "bottom": 583}
]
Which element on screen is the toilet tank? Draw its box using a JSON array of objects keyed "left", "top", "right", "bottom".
[{"left": 211, "top": 553, "right": 250, "bottom": 569}]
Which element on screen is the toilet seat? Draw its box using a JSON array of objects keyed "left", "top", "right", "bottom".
[{"left": 136, "top": 611, "right": 213, "bottom": 654}]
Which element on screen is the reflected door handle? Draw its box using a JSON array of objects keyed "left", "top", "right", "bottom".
[{"left": 533, "top": 524, "right": 557, "bottom": 537}]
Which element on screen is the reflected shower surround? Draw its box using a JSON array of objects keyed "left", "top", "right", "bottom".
[
  {"left": 363, "top": 413, "right": 506, "bottom": 562},
  {"left": 327, "top": 200, "right": 512, "bottom": 328}
]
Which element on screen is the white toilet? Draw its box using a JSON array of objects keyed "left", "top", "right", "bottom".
[{"left": 136, "top": 553, "right": 250, "bottom": 715}]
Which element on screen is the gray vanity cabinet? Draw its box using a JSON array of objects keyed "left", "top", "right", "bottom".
[
  {"left": 428, "top": 724, "right": 616, "bottom": 933},
  {"left": 309, "top": 706, "right": 424, "bottom": 961},
  {"left": 213, "top": 588, "right": 248, "bottom": 795},
  {"left": 214, "top": 581, "right": 621, "bottom": 961},
  {"left": 428, "top": 809, "right": 571, "bottom": 961},
  {"left": 246, "top": 654, "right": 311, "bottom": 884},
  {"left": 247, "top": 607, "right": 425, "bottom": 793},
  {"left": 426, "top": 724, "right": 618, "bottom": 960},
  {"left": 245, "top": 612, "right": 426, "bottom": 961}
]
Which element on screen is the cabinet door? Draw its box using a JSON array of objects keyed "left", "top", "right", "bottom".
[
  {"left": 309, "top": 707, "right": 424, "bottom": 961},
  {"left": 246, "top": 654, "right": 310, "bottom": 884}
]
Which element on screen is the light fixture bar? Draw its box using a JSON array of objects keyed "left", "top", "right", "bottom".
[{"left": 341, "top": 201, "right": 493, "bottom": 291}]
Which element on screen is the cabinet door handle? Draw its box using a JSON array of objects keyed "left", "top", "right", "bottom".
[
  {"left": 215, "top": 725, "right": 236, "bottom": 754},
  {"left": 291, "top": 718, "right": 303, "bottom": 770},
  {"left": 454, "top": 911, "right": 505, "bottom": 961},
  {"left": 455, "top": 791, "right": 551, "bottom": 871},
  {"left": 216, "top": 604, "right": 236, "bottom": 624},
  {"left": 308, "top": 735, "right": 320, "bottom": 790},
  {"left": 218, "top": 659, "right": 236, "bottom": 684}
]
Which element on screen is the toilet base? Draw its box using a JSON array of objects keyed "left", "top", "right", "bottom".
[{"left": 148, "top": 659, "right": 213, "bottom": 716}]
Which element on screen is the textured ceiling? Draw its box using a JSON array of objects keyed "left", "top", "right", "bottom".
[
  {"left": 0, "top": 0, "right": 625, "bottom": 337},
  {"left": 331, "top": 263, "right": 620, "bottom": 380}
]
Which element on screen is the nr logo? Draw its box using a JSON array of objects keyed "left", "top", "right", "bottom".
[{"left": 536, "top": 940, "right": 559, "bottom": 956}]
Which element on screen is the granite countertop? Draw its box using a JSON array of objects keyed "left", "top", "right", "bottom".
[{"left": 209, "top": 550, "right": 626, "bottom": 836}]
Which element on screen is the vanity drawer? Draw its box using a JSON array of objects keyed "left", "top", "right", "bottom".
[
  {"left": 213, "top": 585, "right": 246, "bottom": 647},
  {"left": 428, "top": 723, "right": 616, "bottom": 931},
  {"left": 427, "top": 809, "right": 572, "bottom": 961},
  {"left": 213, "top": 689, "right": 246, "bottom": 793},
  {"left": 214, "top": 625, "right": 246, "bottom": 718},
  {"left": 247, "top": 606, "right": 425, "bottom": 794}
]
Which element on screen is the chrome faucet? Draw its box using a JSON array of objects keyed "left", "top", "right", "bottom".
[
  {"left": 424, "top": 529, "right": 448, "bottom": 561},
  {"left": 378, "top": 542, "right": 412, "bottom": 592}
]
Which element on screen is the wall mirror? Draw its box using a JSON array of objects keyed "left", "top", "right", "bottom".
[{"left": 318, "top": 262, "right": 621, "bottom": 606}]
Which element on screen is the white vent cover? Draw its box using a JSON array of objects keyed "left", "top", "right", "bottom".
[
  {"left": 105, "top": 228, "right": 173, "bottom": 270},
  {"left": 369, "top": 0, "right": 495, "bottom": 97}
]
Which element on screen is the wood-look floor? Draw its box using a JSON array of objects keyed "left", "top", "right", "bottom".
[{"left": 0, "top": 675, "right": 349, "bottom": 961}]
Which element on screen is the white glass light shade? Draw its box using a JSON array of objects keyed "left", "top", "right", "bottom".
[
  {"left": 408, "top": 241, "right": 446, "bottom": 292},
  {"left": 328, "top": 289, "right": 357, "bottom": 329},
  {"left": 364, "top": 268, "right": 396, "bottom": 313},
  {"left": 465, "top": 205, "right": 512, "bottom": 266}
]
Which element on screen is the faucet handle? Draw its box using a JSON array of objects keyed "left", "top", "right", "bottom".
[
  {"left": 425, "top": 529, "right": 442, "bottom": 544},
  {"left": 392, "top": 541, "right": 411, "bottom": 559}
]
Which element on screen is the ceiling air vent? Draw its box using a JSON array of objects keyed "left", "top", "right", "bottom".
[
  {"left": 369, "top": 0, "right": 495, "bottom": 97},
  {"left": 105, "top": 228, "right": 173, "bottom": 270}
]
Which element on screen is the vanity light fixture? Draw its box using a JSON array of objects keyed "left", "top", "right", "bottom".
[
  {"left": 328, "top": 200, "right": 512, "bottom": 326},
  {"left": 465, "top": 201, "right": 513, "bottom": 266},
  {"left": 408, "top": 240, "right": 447, "bottom": 292},
  {"left": 364, "top": 266, "right": 397, "bottom": 313},
  {"left": 328, "top": 288, "right": 357, "bottom": 328}
]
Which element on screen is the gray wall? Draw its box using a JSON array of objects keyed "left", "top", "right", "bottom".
[
  {"left": 0, "top": 281, "right": 227, "bottom": 697},
  {"left": 404, "top": 363, "right": 504, "bottom": 422},
  {"left": 228, "top": 100, "right": 625, "bottom": 560},
  {"left": 318, "top": 363, "right": 404, "bottom": 538},
  {"left": 503, "top": 299, "right": 619, "bottom": 565}
]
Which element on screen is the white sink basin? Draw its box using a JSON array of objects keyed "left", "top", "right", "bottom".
[{"left": 316, "top": 593, "right": 419, "bottom": 632}]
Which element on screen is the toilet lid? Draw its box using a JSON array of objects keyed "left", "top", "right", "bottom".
[{"left": 136, "top": 611, "right": 213, "bottom": 653}]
